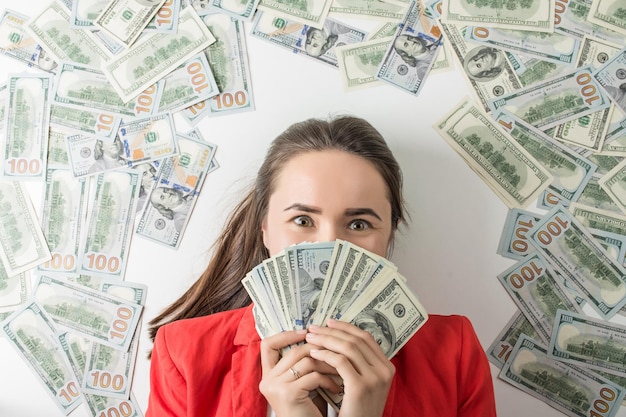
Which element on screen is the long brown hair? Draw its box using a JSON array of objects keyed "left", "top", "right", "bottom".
[{"left": 148, "top": 115, "right": 407, "bottom": 344}]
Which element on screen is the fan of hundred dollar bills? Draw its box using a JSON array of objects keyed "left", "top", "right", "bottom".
[{"left": 242, "top": 239, "right": 429, "bottom": 358}]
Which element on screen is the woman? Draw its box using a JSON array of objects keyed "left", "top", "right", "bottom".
[{"left": 146, "top": 115, "right": 496, "bottom": 417}]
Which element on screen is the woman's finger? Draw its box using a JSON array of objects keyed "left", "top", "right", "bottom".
[{"left": 259, "top": 329, "right": 307, "bottom": 374}]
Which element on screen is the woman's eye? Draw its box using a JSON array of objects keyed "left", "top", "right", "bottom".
[
  {"left": 349, "top": 220, "right": 369, "bottom": 231},
  {"left": 293, "top": 216, "right": 312, "bottom": 227}
]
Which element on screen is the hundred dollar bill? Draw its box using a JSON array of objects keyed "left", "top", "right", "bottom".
[
  {"left": 53, "top": 62, "right": 161, "bottom": 118},
  {"left": 26, "top": 0, "right": 113, "bottom": 68},
  {"left": 71, "top": 0, "right": 109, "bottom": 28},
  {"left": 33, "top": 275, "right": 143, "bottom": 351},
  {"left": 0, "top": 181, "right": 51, "bottom": 276},
  {"left": 464, "top": 25, "right": 580, "bottom": 66},
  {"left": 209, "top": 0, "right": 261, "bottom": 21},
  {"left": 1, "top": 302, "right": 82, "bottom": 415},
  {"left": 580, "top": 150, "right": 624, "bottom": 177},
  {"left": 156, "top": 52, "right": 219, "bottom": 114},
  {"left": 336, "top": 37, "right": 391, "bottom": 91},
  {"left": 67, "top": 134, "right": 129, "bottom": 177},
  {"left": 0, "top": 262, "right": 29, "bottom": 319},
  {"left": 250, "top": 10, "right": 367, "bottom": 68},
  {"left": 329, "top": 0, "right": 407, "bottom": 21},
  {"left": 497, "top": 208, "right": 543, "bottom": 260},
  {"left": 257, "top": 0, "right": 333, "bottom": 28},
  {"left": 50, "top": 103, "right": 123, "bottom": 143},
  {"left": 493, "top": 109, "right": 597, "bottom": 203},
  {"left": 135, "top": 135, "right": 215, "bottom": 248},
  {"left": 598, "top": 158, "right": 626, "bottom": 215},
  {"left": 96, "top": 0, "right": 167, "bottom": 47},
  {"left": 549, "top": 309, "right": 626, "bottom": 378},
  {"left": 528, "top": 204, "right": 626, "bottom": 319},
  {"left": 118, "top": 113, "right": 178, "bottom": 165},
  {"left": 489, "top": 66, "right": 612, "bottom": 130},
  {"left": 577, "top": 177, "right": 624, "bottom": 214},
  {"left": 318, "top": 273, "right": 427, "bottom": 411},
  {"left": 243, "top": 272, "right": 284, "bottom": 335},
  {"left": 592, "top": 229, "right": 626, "bottom": 264},
  {"left": 0, "top": 9, "right": 59, "bottom": 72},
  {"left": 587, "top": 0, "right": 626, "bottom": 36},
  {"left": 272, "top": 250, "right": 300, "bottom": 329},
  {"left": 486, "top": 310, "right": 539, "bottom": 369},
  {"left": 502, "top": 333, "right": 625, "bottom": 417},
  {"left": 369, "top": 21, "right": 399, "bottom": 40},
  {"left": 550, "top": 106, "right": 612, "bottom": 151},
  {"left": 145, "top": 0, "right": 181, "bottom": 32},
  {"left": 80, "top": 169, "right": 140, "bottom": 279},
  {"left": 83, "top": 393, "right": 145, "bottom": 417},
  {"left": 439, "top": 21, "right": 522, "bottom": 112},
  {"left": 569, "top": 202, "right": 626, "bottom": 236},
  {"left": 442, "top": 0, "right": 554, "bottom": 32},
  {"left": 82, "top": 279, "right": 146, "bottom": 399},
  {"left": 103, "top": 6, "right": 216, "bottom": 102},
  {"left": 342, "top": 272, "right": 428, "bottom": 359},
  {"left": 1, "top": 74, "right": 52, "bottom": 180},
  {"left": 555, "top": 0, "right": 626, "bottom": 42},
  {"left": 92, "top": 29, "right": 125, "bottom": 55},
  {"left": 506, "top": 51, "right": 571, "bottom": 89},
  {"left": 497, "top": 253, "right": 582, "bottom": 344},
  {"left": 48, "top": 126, "right": 71, "bottom": 168},
  {"left": 38, "top": 169, "right": 90, "bottom": 275},
  {"left": 290, "top": 241, "right": 338, "bottom": 327},
  {"left": 601, "top": 106, "right": 626, "bottom": 155},
  {"left": 180, "top": 13, "right": 254, "bottom": 121},
  {"left": 593, "top": 48, "right": 626, "bottom": 114},
  {"left": 433, "top": 96, "right": 554, "bottom": 209},
  {"left": 375, "top": 1, "right": 441, "bottom": 96},
  {"left": 576, "top": 35, "right": 623, "bottom": 71}
]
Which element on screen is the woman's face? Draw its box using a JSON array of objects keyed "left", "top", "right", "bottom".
[{"left": 262, "top": 150, "right": 393, "bottom": 257}]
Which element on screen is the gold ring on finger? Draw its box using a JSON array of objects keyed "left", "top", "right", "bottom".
[{"left": 289, "top": 366, "right": 301, "bottom": 380}]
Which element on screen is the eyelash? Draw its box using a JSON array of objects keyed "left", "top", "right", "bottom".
[{"left": 292, "top": 216, "right": 371, "bottom": 230}]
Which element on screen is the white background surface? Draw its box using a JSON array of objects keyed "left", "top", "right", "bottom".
[{"left": 0, "top": 1, "right": 614, "bottom": 417}]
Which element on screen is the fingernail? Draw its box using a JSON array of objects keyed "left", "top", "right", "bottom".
[
  {"left": 296, "top": 329, "right": 307, "bottom": 335},
  {"left": 306, "top": 332, "right": 317, "bottom": 341},
  {"left": 308, "top": 324, "right": 320, "bottom": 331}
]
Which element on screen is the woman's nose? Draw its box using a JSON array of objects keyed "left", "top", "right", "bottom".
[{"left": 317, "top": 224, "right": 344, "bottom": 243}]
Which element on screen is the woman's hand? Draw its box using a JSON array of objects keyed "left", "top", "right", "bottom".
[
  {"left": 306, "top": 319, "right": 396, "bottom": 417},
  {"left": 259, "top": 329, "right": 341, "bottom": 417}
]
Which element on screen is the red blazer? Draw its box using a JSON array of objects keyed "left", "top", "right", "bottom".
[{"left": 147, "top": 305, "right": 497, "bottom": 417}]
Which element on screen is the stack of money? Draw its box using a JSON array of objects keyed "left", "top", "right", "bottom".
[{"left": 242, "top": 239, "right": 429, "bottom": 411}]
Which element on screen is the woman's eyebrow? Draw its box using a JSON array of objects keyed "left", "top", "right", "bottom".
[
  {"left": 345, "top": 208, "right": 382, "bottom": 221},
  {"left": 283, "top": 203, "right": 321, "bottom": 214}
]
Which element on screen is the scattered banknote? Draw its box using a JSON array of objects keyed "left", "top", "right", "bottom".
[
  {"left": 576, "top": 36, "right": 623, "bottom": 70},
  {"left": 103, "top": 6, "right": 216, "bottom": 102},
  {"left": 439, "top": 20, "right": 522, "bottom": 111},
  {"left": 0, "top": 9, "right": 58, "bottom": 72},
  {"left": 501, "top": 332, "right": 625, "bottom": 417},
  {"left": 486, "top": 310, "right": 539, "bottom": 369},
  {"left": 496, "top": 208, "right": 543, "bottom": 260},
  {"left": 528, "top": 204, "right": 626, "bottom": 319},
  {"left": 602, "top": 105, "right": 626, "bottom": 155},
  {"left": 32, "top": 274, "right": 143, "bottom": 351},
  {"left": 209, "top": 0, "right": 260, "bottom": 21},
  {"left": 497, "top": 253, "right": 582, "bottom": 344},
  {"left": 587, "top": 0, "right": 626, "bottom": 36},
  {"left": 555, "top": 0, "right": 626, "bottom": 43},
  {"left": 251, "top": 10, "right": 367, "bottom": 68},
  {"left": 506, "top": 51, "right": 571, "bottom": 89},
  {"left": 375, "top": 0, "right": 441, "bottom": 96},
  {"left": 257, "top": 0, "right": 333, "bottom": 28},
  {"left": 135, "top": 134, "right": 215, "bottom": 248},
  {"left": 38, "top": 168, "right": 90, "bottom": 275},
  {"left": 26, "top": 0, "right": 113, "bottom": 68},
  {"left": 549, "top": 106, "right": 612, "bottom": 151},
  {"left": 96, "top": 0, "right": 167, "bottom": 46},
  {"left": 67, "top": 134, "right": 130, "bottom": 177},
  {"left": 79, "top": 169, "right": 141, "bottom": 279},
  {"left": 70, "top": 0, "right": 109, "bottom": 28},
  {"left": 464, "top": 25, "right": 581, "bottom": 66},
  {"left": 336, "top": 37, "right": 391, "bottom": 91},
  {"left": 441, "top": 0, "right": 554, "bottom": 32},
  {"left": 0, "top": 181, "right": 51, "bottom": 276},
  {"left": 117, "top": 112, "right": 179, "bottom": 165},
  {"left": 50, "top": 103, "right": 123, "bottom": 143},
  {"left": 0, "top": 73, "right": 52, "bottom": 180},
  {"left": 489, "top": 66, "right": 612, "bottom": 130},
  {"left": 593, "top": 47, "right": 626, "bottom": 114},
  {"left": 433, "top": 96, "right": 554, "bottom": 209},
  {"left": 598, "top": 158, "right": 626, "bottom": 215},
  {"left": 1, "top": 301, "right": 83, "bottom": 415},
  {"left": 549, "top": 309, "right": 626, "bottom": 378},
  {"left": 493, "top": 109, "right": 597, "bottom": 204},
  {"left": 329, "top": 0, "right": 407, "bottom": 21},
  {"left": 156, "top": 52, "right": 219, "bottom": 114},
  {"left": 0, "top": 262, "right": 29, "bottom": 320},
  {"left": 180, "top": 12, "right": 254, "bottom": 121},
  {"left": 145, "top": 0, "right": 181, "bottom": 33}
]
